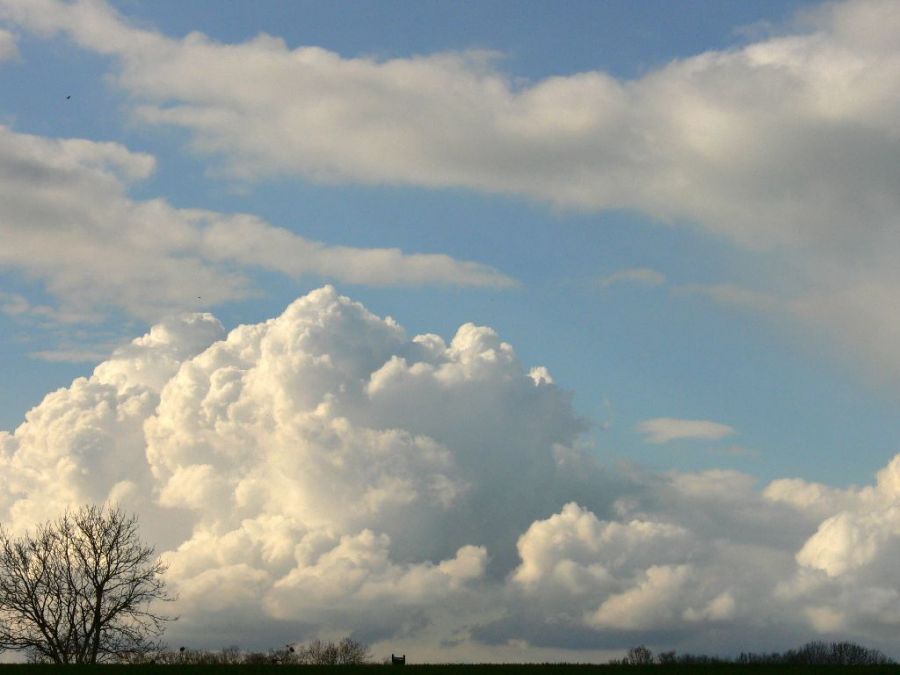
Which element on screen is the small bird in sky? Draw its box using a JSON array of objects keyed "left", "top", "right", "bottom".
[{"left": 66, "top": 95, "right": 71, "bottom": 100}]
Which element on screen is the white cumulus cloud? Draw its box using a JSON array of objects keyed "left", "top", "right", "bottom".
[{"left": 0, "top": 287, "right": 584, "bottom": 651}]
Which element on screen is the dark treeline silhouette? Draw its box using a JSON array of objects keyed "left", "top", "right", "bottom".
[
  {"left": 738, "top": 641, "right": 894, "bottom": 666},
  {"left": 613, "top": 640, "right": 893, "bottom": 666},
  {"left": 116, "top": 638, "right": 371, "bottom": 665}
]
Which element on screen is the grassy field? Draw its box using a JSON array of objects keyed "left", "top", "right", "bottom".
[{"left": 2, "top": 666, "right": 900, "bottom": 674}]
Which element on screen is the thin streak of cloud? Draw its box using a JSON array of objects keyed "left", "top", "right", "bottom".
[
  {"left": 27, "top": 348, "right": 112, "bottom": 363},
  {"left": 674, "top": 283, "right": 784, "bottom": 314},
  {"left": 598, "top": 267, "right": 666, "bottom": 290},
  {"left": 712, "top": 445, "right": 759, "bottom": 459},
  {"left": 637, "top": 417, "right": 737, "bottom": 444}
]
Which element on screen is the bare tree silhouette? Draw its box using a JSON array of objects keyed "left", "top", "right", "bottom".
[{"left": 0, "top": 504, "right": 172, "bottom": 663}]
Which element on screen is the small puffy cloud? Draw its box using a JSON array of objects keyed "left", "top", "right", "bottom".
[
  {"left": 506, "top": 503, "right": 716, "bottom": 635},
  {"left": 589, "top": 564, "right": 694, "bottom": 630},
  {"left": 793, "top": 455, "right": 900, "bottom": 578},
  {"left": 0, "top": 124, "right": 513, "bottom": 327},
  {"left": 763, "top": 477, "right": 861, "bottom": 518},
  {"left": 684, "top": 592, "right": 736, "bottom": 623},
  {"left": 0, "top": 28, "right": 16, "bottom": 60},
  {"left": 637, "top": 417, "right": 736, "bottom": 444},
  {"left": 512, "top": 503, "right": 693, "bottom": 593},
  {"left": 495, "top": 456, "right": 900, "bottom": 652},
  {"left": 765, "top": 455, "right": 900, "bottom": 642},
  {"left": 269, "top": 534, "right": 487, "bottom": 614},
  {"left": 495, "top": 490, "right": 799, "bottom": 648},
  {"left": 597, "top": 268, "right": 666, "bottom": 290}
]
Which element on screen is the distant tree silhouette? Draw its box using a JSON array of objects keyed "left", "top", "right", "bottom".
[
  {"left": 301, "top": 637, "right": 371, "bottom": 664},
  {"left": 620, "top": 639, "right": 894, "bottom": 666},
  {"left": 152, "top": 638, "right": 371, "bottom": 665},
  {"left": 622, "top": 645, "right": 653, "bottom": 665},
  {"left": 784, "top": 640, "right": 892, "bottom": 665},
  {"left": 655, "top": 650, "right": 677, "bottom": 665}
]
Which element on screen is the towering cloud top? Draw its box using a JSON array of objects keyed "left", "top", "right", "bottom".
[{"left": 0, "top": 288, "right": 581, "bottom": 650}]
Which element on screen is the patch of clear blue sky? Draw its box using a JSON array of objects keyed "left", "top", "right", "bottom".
[{"left": 3, "top": 0, "right": 900, "bottom": 488}]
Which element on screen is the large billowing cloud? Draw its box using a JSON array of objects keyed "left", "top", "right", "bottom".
[
  {"left": 0, "top": 123, "right": 512, "bottom": 326},
  {"left": 0, "top": 288, "right": 587, "bottom": 651},
  {"left": 2, "top": 287, "right": 900, "bottom": 659},
  {"left": 3, "top": 0, "right": 900, "bottom": 381}
]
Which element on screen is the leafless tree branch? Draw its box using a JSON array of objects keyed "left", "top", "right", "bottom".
[{"left": 0, "top": 504, "right": 173, "bottom": 663}]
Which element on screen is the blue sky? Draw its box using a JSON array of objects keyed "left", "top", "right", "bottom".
[{"left": 2, "top": 0, "right": 900, "bottom": 661}]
